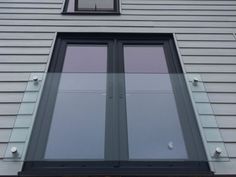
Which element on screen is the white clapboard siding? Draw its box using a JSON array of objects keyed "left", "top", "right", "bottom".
[
  {"left": 212, "top": 104, "right": 236, "bottom": 116},
  {"left": 221, "top": 129, "right": 236, "bottom": 142},
  {"left": 122, "top": 10, "right": 236, "bottom": 16},
  {"left": 0, "top": 82, "right": 27, "bottom": 92},
  {"left": 216, "top": 116, "right": 236, "bottom": 128},
  {"left": 0, "top": 64, "right": 46, "bottom": 72},
  {"left": 0, "top": 1, "right": 236, "bottom": 33},
  {"left": 0, "top": 56, "right": 48, "bottom": 64},
  {"left": 0, "top": 33, "right": 55, "bottom": 40},
  {"left": 0, "top": 0, "right": 236, "bottom": 176},
  {"left": 0, "top": 40, "right": 52, "bottom": 47},
  {"left": 0, "top": 73, "right": 30, "bottom": 81},
  {"left": 185, "top": 65, "right": 236, "bottom": 73},
  {"left": 0, "top": 48, "right": 50, "bottom": 55},
  {"left": 183, "top": 56, "right": 236, "bottom": 64},
  {"left": 0, "top": 116, "right": 16, "bottom": 128},
  {"left": 176, "top": 34, "right": 236, "bottom": 41},
  {"left": 2, "top": 20, "right": 236, "bottom": 28},
  {"left": 208, "top": 93, "right": 236, "bottom": 104},
  {"left": 122, "top": 1, "right": 236, "bottom": 5},
  {"left": 1, "top": 26, "right": 236, "bottom": 33},
  {"left": 178, "top": 41, "right": 236, "bottom": 48},
  {"left": 0, "top": 129, "right": 11, "bottom": 143},
  {"left": 0, "top": 104, "right": 20, "bottom": 115},
  {"left": 0, "top": 93, "right": 24, "bottom": 103},
  {"left": 123, "top": 5, "right": 236, "bottom": 11},
  {"left": 181, "top": 49, "right": 236, "bottom": 56},
  {"left": 205, "top": 83, "right": 236, "bottom": 93},
  {"left": 0, "top": 9, "right": 60, "bottom": 14},
  {"left": 225, "top": 143, "right": 236, "bottom": 157},
  {"left": 2, "top": 14, "right": 236, "bottom": 22},
  {"left": 201, "top": 74, "right": 236, "bottom": 83},
  {"left": 0, "top": 143, "right": 7, "bottom": 158},
  {"left": 0, "top": 0, "right": 62, "bottom": 2},
  {"left": 0, "top": 4, "right": 61, "bottom": 9}
]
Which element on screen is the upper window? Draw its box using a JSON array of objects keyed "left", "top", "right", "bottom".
[{"left": 63, "top": 0, "right": 120, "bottom": 14}]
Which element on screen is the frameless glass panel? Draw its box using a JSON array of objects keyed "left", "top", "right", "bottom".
[
  {"left": 125, "top": 74, "right": 173, "bottom": 92},
  {"left": 124, "top": 46, "right": 168, "bottom": 73},
  {"left": 45, "top": 74, "right": 107, "bottom": 160},
  {"left": 126, "top": 84, "right": 185, "bottom": 160},
  {"left": 13, "top": 72, "right": 210, "bottom": 163},
  {"left": 125, "top": 74, "right": 187, "bottom": 160},
  {"left": 77, "top": 0, "right": 96, "bottom": 10},
  {"left": 63, "top": 45, "right": 107, "bottom": 73}
]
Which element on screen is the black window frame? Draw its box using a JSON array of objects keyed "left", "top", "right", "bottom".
[
  {"left": 21, "top": 33, "right": 211, "bottom": 177},
  {"left": 63, "top": 0, "right": 120, "bottom": 15}
]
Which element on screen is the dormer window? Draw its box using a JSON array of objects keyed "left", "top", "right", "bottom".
[{"left": 63, "top": 0, "right": 120, "bottom": 14}]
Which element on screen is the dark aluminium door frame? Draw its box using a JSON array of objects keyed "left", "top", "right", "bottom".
[{"left": 21, "top": 33, "right": 212, "bottom": 177}]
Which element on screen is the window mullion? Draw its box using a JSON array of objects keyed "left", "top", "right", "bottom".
[
  {"left": 117, "top": 40, "right": 129, "bottom": 161},
  {"left": 105, "top": 40, "right": 120, "bottom": 161}
]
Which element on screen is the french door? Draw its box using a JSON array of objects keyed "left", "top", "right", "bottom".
[
  {"left": 25, "top": 34, "right": 207, "bottom": 171},
  {"left": 40, "top": 37, "right": 191, "bottom": 162}
]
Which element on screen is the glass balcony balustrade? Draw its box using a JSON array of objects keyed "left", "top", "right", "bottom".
[{"left": 3, "top": 73, "right": 227, "bottom": 165}]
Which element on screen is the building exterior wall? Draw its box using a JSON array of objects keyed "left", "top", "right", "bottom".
[{"left": 0, "top": 0, "right": 236, "bottom": 175}]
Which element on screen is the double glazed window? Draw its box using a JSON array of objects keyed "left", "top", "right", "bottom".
[
  {"left": 63, "top": 0, "right": 120, "bottom": 14},
  {"left": 23, "top": 33, "right": 209, "bottom": 176}
]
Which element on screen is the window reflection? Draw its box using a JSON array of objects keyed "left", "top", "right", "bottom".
[
  {"left": 124, "top": 46, "right": 168, "bottom": 73},
  {"left": 63, "top": 45, "right": 107, "bottom": 73}
]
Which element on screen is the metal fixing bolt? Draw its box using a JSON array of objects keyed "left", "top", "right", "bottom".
[
  {"left": 32, "top": 75, "right": 39, "bottom": 85},
  {"left": 11, "top": 147, "right": 18, "bottom": 154},
  {"left": 192, "top": 77, "right": 199, "bottom": 86},
  {"left": 168, "top": 141, "right": 174, "bottom": 150},
  {"left": 214, "top": 147, "right": 222, "bottom": 158}
]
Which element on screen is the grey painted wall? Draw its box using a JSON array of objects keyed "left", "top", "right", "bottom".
[{"left": 0, "top": 0, "right": 236, "bottom": 175}]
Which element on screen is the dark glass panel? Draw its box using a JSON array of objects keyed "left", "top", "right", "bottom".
[
  {"left": 96, "top": 0, "right": 114, "bottom": 10},
  {"left": 124, "top": 46, "right": 168, "bottom": 73},
  {"left": 78, "top": 0, "right": 96, "bottom": 10},
  {"left": 77, "top": 0, "right": 114, "bottom": 11},
  {"left": 62, "top": 45, "right": 107, "bottom": 73}
]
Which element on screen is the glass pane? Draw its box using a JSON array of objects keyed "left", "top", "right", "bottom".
[
  {"left": 125, "top": 74, "right": 173, "bottom": 92},
  {"left": 124, "top": 46, "right": 168, "bottom": 73},
  {"left": 125, "top": 74, "right": 188, "bottom": 160},
  {"left": 78, "top": 0, "right": 96, "bottom": 10},
  {"left": 66, "top": 0, "right": 76, "bottom": 12},
  {"left": 96, "top": 0, "right": 114, "bottom": 10},
  {"left": 63, "top": 45, "right": 107, "bottom": 72},
  {"left": 45, "top": 73, "right": 107, "bottom": 160}
]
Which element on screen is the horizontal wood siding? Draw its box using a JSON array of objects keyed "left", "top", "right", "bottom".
[{"left": 0, "top": 0, "right": 236, "bottom": 175}]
